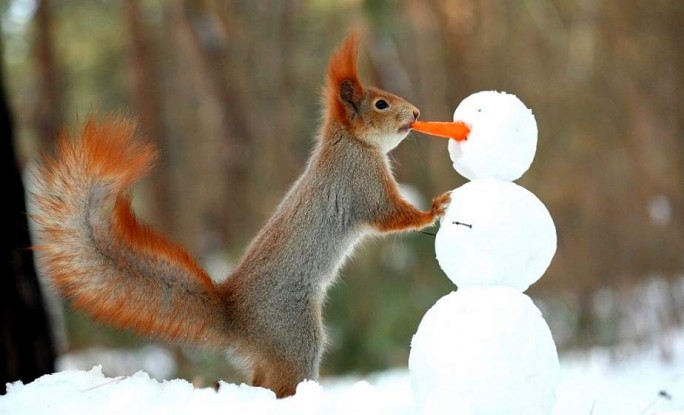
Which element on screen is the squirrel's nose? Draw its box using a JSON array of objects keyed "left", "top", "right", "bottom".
[{"left": 412, "top": 109, "right": 420, "bottom": 121}]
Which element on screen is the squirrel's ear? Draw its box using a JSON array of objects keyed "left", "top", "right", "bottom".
[{"left": 325, "top": 31, "right": 364, "bottom": 121}]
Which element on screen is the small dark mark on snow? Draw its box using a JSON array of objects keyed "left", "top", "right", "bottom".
[{"left": 453, "top": 221, "right": 473, "bottom": 229}]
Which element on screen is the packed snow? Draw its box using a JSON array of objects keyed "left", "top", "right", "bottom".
[
  {"left": 411, "top": 90, "right": 560, "bottom": 413},
  {"left": 434, "top": 179, "right": 557, "bottom": 291},
  {"left": 2, "top": 331, "right": 683, "bottom": 415},
  {"left": 408, "top": 287, "right": 559, "bottom": 415},
  {"left": 448, "top": 90, "right": 537, "bottom": 181}
]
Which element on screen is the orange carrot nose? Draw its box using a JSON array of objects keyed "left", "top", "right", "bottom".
[{"left": 411, "top": 121, "right": 470, "bottom": 141}]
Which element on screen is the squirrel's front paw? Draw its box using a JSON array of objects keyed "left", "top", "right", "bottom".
[{"left": 430, "top": 191, "right": 452, "bottom": 218}]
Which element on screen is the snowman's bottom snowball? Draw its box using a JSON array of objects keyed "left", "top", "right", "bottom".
[{"left": 408, "top": 287, "right": 559, "bottom": 415}]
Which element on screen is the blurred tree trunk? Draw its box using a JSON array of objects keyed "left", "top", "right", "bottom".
[
  {"left": 161, "top": 0, "right": 229, "bottom": 257},
  {"left": 0, "top": 55, "right": 56, "bottom": 394},
  {"left": 124, "top": 0, "right": 174, "bottom": 233},
  {"left": 34, "top": 0, "right": 61, "bottom": 149},
  {"left": 248, "top": 0, "right": 300, "bottom": 199},
  {"left": 668, "top": 2, "right": 684, "bottom": 246},
  {"left": 181, "top": 0, "right": 253, "bottom": 247},
  {"left": 404, "top": 0, "right": 474, "bottom": 197}
]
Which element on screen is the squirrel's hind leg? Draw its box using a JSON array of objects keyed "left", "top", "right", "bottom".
[
  {"left": 250, "top": 358, "right": 301, "bottom": 398},
  {"left": 250, "top": 341, "right": 322, "bottom": 398}
]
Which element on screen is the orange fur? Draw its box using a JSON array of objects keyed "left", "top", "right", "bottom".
[
  {"left": 325, "top": 31, "right": 364, "bottom": 126},
  {"left": 373, "top": 186, "right": 450, "bottom": 232},
  {"left": 32, "top": 116, "right": 230, "bottom": 347},
  {"left": 111, "top": 196, "right": 215, "bottom": 290}
]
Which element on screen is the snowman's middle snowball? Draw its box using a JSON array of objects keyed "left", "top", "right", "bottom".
[{"left": 435, "top": 179, "right": 556, "bottom": 292}]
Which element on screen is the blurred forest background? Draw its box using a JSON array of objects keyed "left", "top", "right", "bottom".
[{"left": 2, "top": 0, "right": 683, "bottom": 385}]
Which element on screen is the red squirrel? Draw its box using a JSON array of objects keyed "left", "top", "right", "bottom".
[{"left": 30, "top": 32, "right": 451, "bottom": 398}]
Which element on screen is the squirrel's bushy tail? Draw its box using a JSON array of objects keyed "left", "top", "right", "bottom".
[{"left": 30, "top": 116, "right": 232, "bottom": 347}]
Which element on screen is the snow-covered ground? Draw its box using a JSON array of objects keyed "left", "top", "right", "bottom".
[{"left": 2, "top": 327, "right": 683, "bottom": 415}]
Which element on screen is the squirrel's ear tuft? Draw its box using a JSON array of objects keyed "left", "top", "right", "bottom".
[{"left": 325, "top": 30, "right": 364, "bottom": 122}]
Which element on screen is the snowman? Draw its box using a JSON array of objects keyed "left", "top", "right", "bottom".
[{"left": 408, "top": 91, "right": 559, "bottom": 415}]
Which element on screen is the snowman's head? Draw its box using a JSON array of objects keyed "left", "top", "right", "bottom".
[
  {"left": 449, "top": 91, "right": 538, "bottom": 182},
  {"left": 435, "top": 179, "right": 556, "bottom": 291}
]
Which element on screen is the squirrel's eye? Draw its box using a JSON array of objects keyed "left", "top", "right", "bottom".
[{"left": 374, "top": 99, "right": 389, "bottom": 110}]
